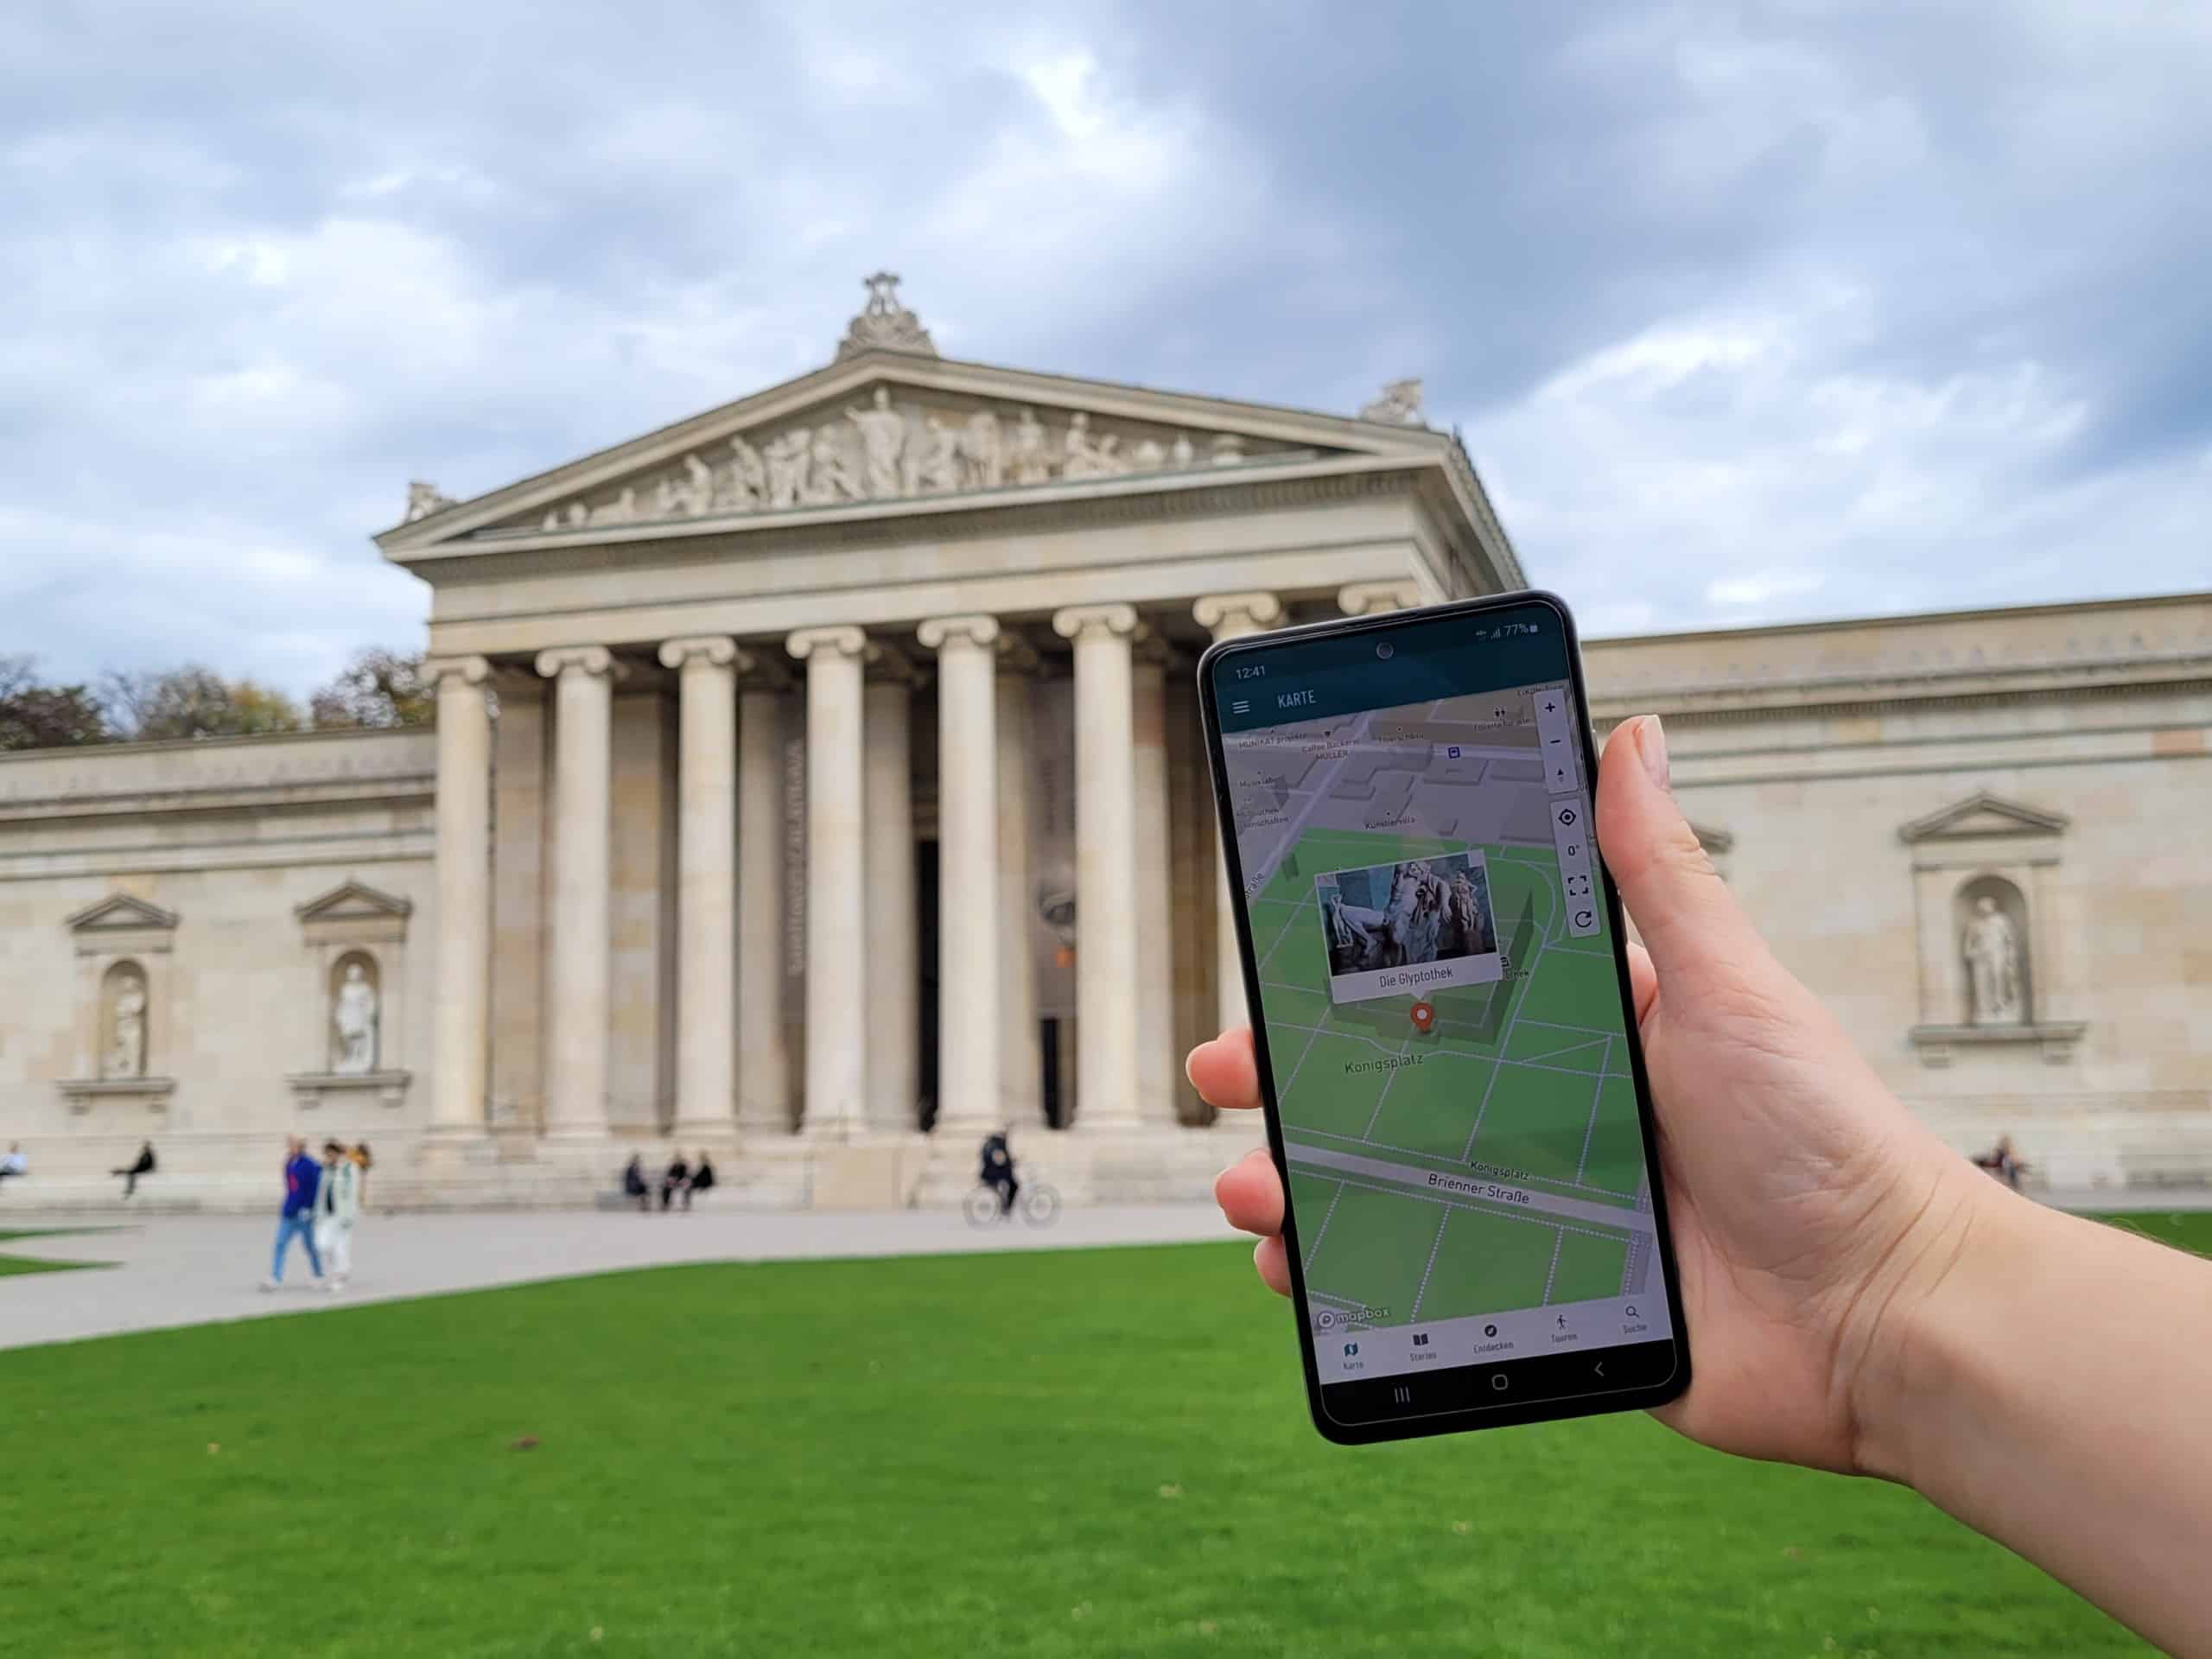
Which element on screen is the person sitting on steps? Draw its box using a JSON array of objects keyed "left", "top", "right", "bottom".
[{"left": 111, "top": 1140, "right": 156, "bottom": 1199}]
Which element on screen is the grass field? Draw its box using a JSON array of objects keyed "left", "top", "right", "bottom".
[
  {"left": 0, "top": 1227, "right": 102, "bottom": 1276},
  {"left": 5, "top": 1224, "right": 2199, "bottom": 1657}
]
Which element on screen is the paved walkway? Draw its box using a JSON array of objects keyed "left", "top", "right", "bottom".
[
  {"left": 4, "top": 1186, "right": 2196, "bottom": 1356},
  {"left": 0, "top": 1203, "right": 1240, "bottom": 1354}
]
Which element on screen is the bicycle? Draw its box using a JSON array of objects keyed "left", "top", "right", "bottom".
[{"left": 963, "top": 1181, "right": 1061, "bottom": 1227}]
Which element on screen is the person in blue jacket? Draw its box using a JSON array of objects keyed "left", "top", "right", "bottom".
[{"left": 260, "top": 1135, "right": 325, "bottom": 1291}]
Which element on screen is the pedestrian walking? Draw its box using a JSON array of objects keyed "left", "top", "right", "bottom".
[
  {"left": 260, "top": 1136, "right": 324, "bottom": 1291},
  {"left": 315, "top": 1140, "right": 360, "bottom": 1290}
]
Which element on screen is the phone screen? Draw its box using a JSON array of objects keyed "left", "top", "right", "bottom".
[{"left": 1207, "top": 595, "right": 1681, "bottom": 1431}]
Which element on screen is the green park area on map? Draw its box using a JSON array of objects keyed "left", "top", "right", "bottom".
[{"left": 1251, "top": 826, "right": 1649, "bottom": 1323}]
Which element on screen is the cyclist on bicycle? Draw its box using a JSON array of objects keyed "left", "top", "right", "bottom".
[{"left": 979, "top": 1129, "right": 1018, "bottom": 1217}]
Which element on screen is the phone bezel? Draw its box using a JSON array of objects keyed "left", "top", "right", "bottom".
[{"left": 1196, "top": 589, "right": 1694, "bottom": 1444}]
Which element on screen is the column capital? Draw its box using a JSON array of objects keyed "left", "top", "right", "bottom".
[
  {"left": 1192, "top": 591, "right": 1283, "bottom": 636},
  {"left": 1132, "top": 625, "right": 1179, "bottom": 671},
  {"left": 995, "top": 632, "right": 1043, "bottom": 676},
  {"left": 1052, "top": 603, "right": 1138, "bottom": 643},
  {"left": 658, "top": 634, "right": 741, "bottom": 671},
  {"left": 534, "top": 645, "right": 625, "bottom": 681},
  {"left": 423, "top": 653, "right": 492, "bottom": 688},
  {"left": 1338, "top": 580, "right": 1421, "bottom": 617},
  {"left": 917, "top": 613, "right": 1001, "bottom": 652},
  {"left": 785, "top": 625, "right": 868, "bottom": 664}
]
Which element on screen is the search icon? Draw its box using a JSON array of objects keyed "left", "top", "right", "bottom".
[{"left": 1624, "top": 1305, "right": 1638, "bottom": 1319}]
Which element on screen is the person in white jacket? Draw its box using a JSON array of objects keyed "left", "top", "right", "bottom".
[{"left": 314, "top": 1140, "right": 361, "bottom": 1291}]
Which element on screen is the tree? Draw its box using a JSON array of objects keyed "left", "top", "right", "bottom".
[
  {"left": 0, "top": 655, "right": 107, "bottom": 751},
  {"left": 309, "top": 647, "right": 434, "bottom": 729},
  {"left": 100, "top": 665, "right": 305, "bottom": 741}
]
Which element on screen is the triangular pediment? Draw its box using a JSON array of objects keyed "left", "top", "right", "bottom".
[
  {"left": 295, "top": 880, "right": 414, "bottom": 923},
  {"left": 378, "top": 351, "right": 1449, "bottom": 554},
  {"left": 66, "top": 893, "right": 178, "bottom": 932},
  {"left": 1898, "top": 791, "right": 2069, "bottom": 843}
]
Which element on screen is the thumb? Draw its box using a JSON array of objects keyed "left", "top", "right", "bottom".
[{"left": 1595, "top": 715, "right": 1763, "bottom": 986}]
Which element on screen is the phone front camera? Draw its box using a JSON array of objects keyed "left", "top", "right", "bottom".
[{"left": 1376, "top": 641, "right": 1394, "bottom": 660}]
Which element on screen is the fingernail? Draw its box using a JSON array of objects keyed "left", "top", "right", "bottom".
[{"left": 1637, "top": 715, "right": 1670, "bottom": 793}]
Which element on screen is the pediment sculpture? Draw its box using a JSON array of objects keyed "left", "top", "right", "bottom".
[{"left": 533, "top": 398, "right": 1289, "bottom": 534}]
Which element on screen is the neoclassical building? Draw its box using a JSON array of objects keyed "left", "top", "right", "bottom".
[{"left": 2, "top": 280, "right": 2206, "bottom": 1207}]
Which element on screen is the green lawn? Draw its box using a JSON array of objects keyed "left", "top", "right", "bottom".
[
  {"left": 0, "top": 1226, "right": 103, "bottom": 1276},
  {"left": 2, "top": 1234, "right": 2184, "bottom": 1657}
]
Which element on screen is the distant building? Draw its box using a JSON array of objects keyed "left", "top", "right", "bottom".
[{"left": 3, "top": 279, "right": 2205, "bottom": 1205}]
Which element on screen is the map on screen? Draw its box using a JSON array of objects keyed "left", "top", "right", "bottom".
[{"left": 1222, "top": 677, "right": 1668, "bottom": 1382}]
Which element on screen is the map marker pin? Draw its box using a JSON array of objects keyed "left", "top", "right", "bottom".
[{"left": 1409, "top": 1000, "right": 1435, "bottom": 1033}]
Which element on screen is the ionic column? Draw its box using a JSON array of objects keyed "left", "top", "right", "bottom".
[
  {"left": 659, "top": 636, "right": 742, "bottom": 1138},
  {"left": 1338, "top": 579, "right": 1422, "bottom": 617},
  {"left": 918, "top": 615, "right": 1001, "bottom": 1135},
  {"left": 786, "top": 626, "right": 868, "bottom": 1138},
  {"left": 1193, "top": 592, "right": 1284, "bottom": 1033},
  {"left": 536, "top": 645, "right": 625, "bottom": 1135},
  {"left": 1131, "top": 630, "right": 1179, "bottom": 1126},
  {"left": 862, "top": 645, "right": 920, "bottom": 1131},
  {"left": 426, "top": 655, "right": 492, "bottom": 1135},
  {"left": 1052, "top": 604, "right": 1142, "bottom": 1131},
  {"left": 736, "top": 660, "right": 792, "bottom": 1134},
  {"left": 993, "top": 635, "right": 1045, "bottom": 1129}
]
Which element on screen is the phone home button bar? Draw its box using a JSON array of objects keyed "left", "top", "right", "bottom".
[{"left": 1325, "top": 1340, "right": 1677, "bottom": 1423}]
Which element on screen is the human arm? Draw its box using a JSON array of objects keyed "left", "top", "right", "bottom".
[{"left": 1195, "top": 714, "right": 2212, "bottom": 1654}]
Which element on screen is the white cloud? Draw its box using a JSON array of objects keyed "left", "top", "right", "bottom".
[
  {"left": 1466, "top": 280, "right": 2207, "bottom": 632},
  {"left": 3, "top": 0, "right": 2210, "bottom": 696}
]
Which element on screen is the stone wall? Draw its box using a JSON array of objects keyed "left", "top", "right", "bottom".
[
  {"left": 1, "top": 591, "right": 2203, "bottom": 1206},
  {"left": 1583, "top": 591, "right": 2212, "bottom": 1191},
  {"left": 0, "top": 727, "right": 436, "bottom": 1189}
]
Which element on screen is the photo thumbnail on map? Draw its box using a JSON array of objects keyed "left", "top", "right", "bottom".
[{"left": 1314, "top": 852, "right": 1503, "bottom": 1005}]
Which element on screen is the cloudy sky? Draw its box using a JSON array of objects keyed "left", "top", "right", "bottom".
[{"left": 4, "top": 1, "right": 2208, "bottom": 692}]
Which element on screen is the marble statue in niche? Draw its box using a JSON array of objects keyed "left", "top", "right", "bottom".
[
  {"left": 1962, "top": 894, "right": 2025, "bottom": 1026},
  {"left": 104, "top": 966, "right": 147, "bottom": 1081},
  {"left": 333, "top": 958, "right": 380, "bottom": 1075}
]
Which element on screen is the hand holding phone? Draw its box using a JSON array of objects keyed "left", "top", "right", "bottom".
[
  {"left": 1198, "top": 613, "right": 2212, "bottom": 1652},
  {"left": 1198, "top": 594, "right": 1689, "bottom": 1440}
]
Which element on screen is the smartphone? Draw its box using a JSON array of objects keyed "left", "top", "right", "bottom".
[{"left": 1198, "top": 591, "right": 1690, "bottom": 1442}]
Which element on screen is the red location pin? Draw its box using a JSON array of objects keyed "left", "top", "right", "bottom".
[{"left": 1409, "top": 1001, "right": 1435, "bottom": 1033}]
